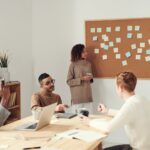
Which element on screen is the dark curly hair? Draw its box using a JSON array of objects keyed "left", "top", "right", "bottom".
[
  {"left": 38, "top": 73, "right": 49, "bottom": 83},
  {"left": 71, "top": 44, "right": 85, "bottom": 62}
]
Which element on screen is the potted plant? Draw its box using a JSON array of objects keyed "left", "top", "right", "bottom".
[{"left": 0, "top": 51, "right": 10, "bottom": 82}]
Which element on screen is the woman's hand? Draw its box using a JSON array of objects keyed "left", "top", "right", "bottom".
[
  {"left": 81, "top": 75, "right": 93, "bottom": 81},
  {"left": 97, "top": 103, "right": 108, "bottom": 113}
]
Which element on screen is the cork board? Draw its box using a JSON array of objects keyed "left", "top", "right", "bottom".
[{"left": 85, "top": 18, "right": 150, "bottom": 78}]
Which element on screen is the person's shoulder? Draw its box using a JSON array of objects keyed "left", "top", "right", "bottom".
[
  {"left": 51, "top": 93, "right": 61, "bottom": 99},
  {"left": 69, "top": 62, "right": 75, "bottom": 67},
  {"left": 31, "top": 92, "right": 40, "bottom": 98}
]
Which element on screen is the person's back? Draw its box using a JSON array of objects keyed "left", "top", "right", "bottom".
[{"left": 125, "top": 95, "right": 150, "bottom": 149}]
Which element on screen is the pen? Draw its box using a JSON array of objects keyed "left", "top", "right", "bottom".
[
  {"left": 68, "top": 131, "right": 78, "bottom": 136},
  {"left": 23, "top": 146, "right": 41, "bottom": 150}
]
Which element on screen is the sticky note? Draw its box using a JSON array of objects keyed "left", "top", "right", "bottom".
[
  {"left": 137, "top": 33, "right": 142, "bottom": 39},
  {"left": 102, "top": 55, "right": 107, "bottom": 60},
  {"left": 146, "top": 49, "right": 150, "bottom": 55},
  {"left": 104, "top": 36, "right": 109, "bottom": 41},
  {"left": 113, "top": 47, "right": 118, "bottom": 53},
  {"left": 103, "top": 45, "right": 109, "bottom": 50},
  {"left": 145, "top": 56, "right": 150, "bottom": 62},
  {"left": 135, "top": 25, "right": 140, "bottom": 31},
  {"left": 92, "top": 36, "right": 98, "bottom": 41},
  {"left": 125, "top": 51, "right": 131, "bottom": 58},
  {"left": 116, "top": 37, "right": 121, "bottom": 43},
  {"left": 131, "top": 44, "right": 136, "bottom": 49},
  {"left": 127, "top": 26, "right": 133, "bottom": 31},
  {"left": 137, "top": 48, "right": 142, "bottom": 53},
  {"left": 90, "top": 28, "right": 95, "bottom": 33},
  {"left": 106, "top": 27, "right": 111, "bottom": 32},
  {"left": 116, "top": 54, "right": 121, "bottom": 59},
  {"left": 100, "top": 43, "right": 105, "bottom": 48},
  {"left": 94, "top": 48, "right": 99, "bottom": 54},
  {"left": 148, "top": 39, "right": 150, "bottom": 44},
  {"left": 122, "top": 60, "right": 127, "bottom": 66},
  {"left": 109, "top": 41, "right": 114, "bottom": 47},
  {"left": 136, "top": 55, "right": 141, "bottom": 60},
  {"left": 115, "top": 26, "right": 120, "bottom": 32},
  {"left": 102, "top": 34, "right": 107, "bottom": 40},
  {"left": 97, "top": 28, "right": 102, "bottom": 32},
  {"left": 140, "top": 42, "right": 145, "bottom": 48},
  {"left": 127, "top": 33, "right": 132, "bottom": 38}
]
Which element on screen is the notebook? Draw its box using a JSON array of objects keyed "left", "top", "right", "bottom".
[{"left": 15, "top": 103, "right": 57, "bottom": 131}]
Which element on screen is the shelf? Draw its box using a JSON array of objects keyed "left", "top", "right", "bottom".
[
  {"left": 8, "top": 105, "right": 20, "bottom": 110},
  {"left": 5, "top": 81, "right": 20, "bottom": 86},
  {"left": 4, "top": 81, "right": 21, "bottom": 125}
]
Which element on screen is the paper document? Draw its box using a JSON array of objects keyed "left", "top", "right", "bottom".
[
  {"left": 90, "top": 118, "right": 110, "bottom": 131},
  {"left": 53, "top": 129, "right": 106, "bottom": 142}
]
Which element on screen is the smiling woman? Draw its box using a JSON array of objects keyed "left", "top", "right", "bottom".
[{"left": 67, "top": 43, "right": 94, "bottom": 114}]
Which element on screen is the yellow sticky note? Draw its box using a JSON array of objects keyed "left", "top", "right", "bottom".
[
  {"left": 122, "top": 60, "right": 127, "bottom": 66},
  {"left": 140, "top": 42, "right": 145, "bottom": 48},
  {"left": 115, "top": 26, "right": 120, "bottom": 32},
  {"left": 94, "top": 48, "right": 99, "bottom": 54},
  {"left": 90, "top": 28, "right": 95, "bottom": 33},
  {"left": 102, "top": 55, "right": 107, "bottom": 60},
  {"left": 116, "top": 54, "right": 121, "bottom": 59},
  {"left": 127, "top": 25, "right": 132, "bottom": 31},
  {"left": 135, "top": 55, "right": 141, "bottom": 60},
  {"left": 103, "top": 36, "right": 109, "bottom": 41},
  {"left": 131, "top": 44, "right": 136, "bottom": 49},
  {"left": 100, "top": 43, "right": 105, "bottom": 48},
  {"left": 137, "top": 48, "right": 142, "bottom": 53},
  {"left": 116, "top": 37, "right": 121, "bottom": 43},
  {"left": 135, "top": 25, "right": 140, "bottom": 31},
  {"left": 137, "top": 33, "right": 142, "bottom": 39},
  {"left": 109, "top": 41, "right": 114, "bottom": 47},
  {"left": 106, "top": 27, "right": 111, "bottom": 32},
  {"left": 145, "top": 56, "right": 150, "bottom": 62},
  {"left": 97, "top": 28, "right": 102, "bottom": 33},
  {"left": 92, "top": 36, "right": 98, "bottom": 41},
  {"left": 113, "top": 48, "right": 118, "bottom": 53}
]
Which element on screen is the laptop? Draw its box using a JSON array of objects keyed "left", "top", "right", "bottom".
[{"left": 15, "top": 102, "right": 57, "bottom": 131}]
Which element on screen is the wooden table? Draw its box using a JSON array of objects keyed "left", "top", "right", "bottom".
[{"left": 0, "top": 115, "right": 108, "bottom": 150}]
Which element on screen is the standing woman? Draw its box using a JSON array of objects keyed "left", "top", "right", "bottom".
[{"left": 67, "top": 44, "right": 93, "bottom": 114}]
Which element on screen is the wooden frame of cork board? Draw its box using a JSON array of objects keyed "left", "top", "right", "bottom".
[{"left": 85, "top": 18, "right": 150, "bottom": 78}]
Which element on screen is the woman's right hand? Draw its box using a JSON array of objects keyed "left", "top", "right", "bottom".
[
  {"left": 97, "top": 103, "right": 108, "bottom": 113},
  {"left": 81, "top": 75, "right": 93, "bottom": 81}
]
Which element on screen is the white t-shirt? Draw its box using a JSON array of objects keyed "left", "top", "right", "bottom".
[{"left": 90, "top": 95, "right": 150, "bottom": 150}]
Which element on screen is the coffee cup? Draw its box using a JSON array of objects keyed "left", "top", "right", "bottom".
[
  {"left": 86, "top": 73, "right": 93, "bottom": 83},
  {"left": 79, "top": 108, "right": 89, "bottom": 117}
]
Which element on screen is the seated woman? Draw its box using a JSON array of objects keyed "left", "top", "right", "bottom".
[{"left": 82, "top": 72, "right": 150, "bottom": 150}]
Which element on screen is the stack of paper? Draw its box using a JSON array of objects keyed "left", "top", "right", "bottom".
[{"left": 53, "top": 129, "right": 106, "bottom": 142}]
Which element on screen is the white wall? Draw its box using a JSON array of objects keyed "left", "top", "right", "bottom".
[
  {"left": 32, "top": 0, "right": 76, "bottom": 105},
  {"left": 0, "top": 0, "right": 33, "bottom": 117},
  {"left": 32, "top": 0, "right": 150, "bottom": 144}
]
